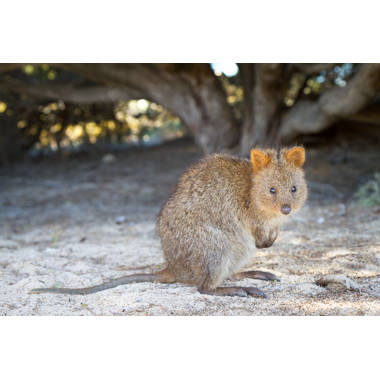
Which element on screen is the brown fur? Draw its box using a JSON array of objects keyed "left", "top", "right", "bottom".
[
  {"left": 30, "top": 146, "right": 307, "bottom": 297},
  {"left": 157, "top": 146, "right": 308, "bottom": 292}
]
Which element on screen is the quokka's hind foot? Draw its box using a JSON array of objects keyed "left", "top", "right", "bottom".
[
  {"left": 233, "top": 270, "right": 280, "bottom": 282},
  {"left": 198, "top": 286, "right": 266, "bottom": 298}
]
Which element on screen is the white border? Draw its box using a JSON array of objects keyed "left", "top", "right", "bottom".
[
  {"left": 2, "top": 1, "right": 380, "bottom": 62},
  {"left": 1, "top": 317, "right": 378, "bottom": 380}
]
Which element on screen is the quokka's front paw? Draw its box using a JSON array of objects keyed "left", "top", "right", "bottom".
[
  {"left": 255, "top": 228, "right": 278, "bottom": 249},
  {"left": 255, "top": 240, "right": 274, "bottom": 249}
]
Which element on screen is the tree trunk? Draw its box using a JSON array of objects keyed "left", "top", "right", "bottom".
[
  {"left": 2, "top": 63, "right": 380, "bottom": 157},
  {"left": 54, "top": 64, "right": 240, "bottom": 153},
  {"left": 0, "top": 63, "right": 240, "bottom": 153},
  {"left": 239, "top": 63, "right": 288, "bottom": 155}
]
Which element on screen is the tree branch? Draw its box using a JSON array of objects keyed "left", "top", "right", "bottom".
[
  {"left": 0, "top": 63, "right": 24, "bottom": 74},
  {"left": 0, "top": 77, "right": 139, "bottom": 103},
  {"left": 292, "top": 63, "right": 338, "bottom": 75},
  {"left": 280, "top": 63, "right": 380, "bottom": 141}
]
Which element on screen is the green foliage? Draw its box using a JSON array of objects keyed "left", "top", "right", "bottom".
[
  {"left": 354, "top": 173, "right": 380, "bottom": 207},
  {"left": 284, "top": 64, "right": 360, "bottom": 107}
]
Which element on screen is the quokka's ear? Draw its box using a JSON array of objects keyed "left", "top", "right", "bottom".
[
  {"left": 283, "top": 146, "right": 305, "bottom": 167},
  {"left": 250, "top": 149, "right": 272, "bottom": 173}
]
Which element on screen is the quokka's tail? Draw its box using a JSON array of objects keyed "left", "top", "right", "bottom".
[{"left": 29, "top": 273, "right": 159, "bottom": 295}]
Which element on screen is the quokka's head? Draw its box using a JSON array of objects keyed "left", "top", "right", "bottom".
[{"left": 250, "top": 146, "right": 308, "bottom": 217}]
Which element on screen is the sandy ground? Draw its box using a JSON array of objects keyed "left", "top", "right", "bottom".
[{"left": 0, "top": 137, "right": 379, "bottom": 315}]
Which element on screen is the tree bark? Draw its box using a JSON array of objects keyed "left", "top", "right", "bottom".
[{"left": 239, "top": 63, "right": 288, "bottom": 155}]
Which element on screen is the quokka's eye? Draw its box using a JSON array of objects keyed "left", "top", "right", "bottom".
[
  {"left": 291, "top": 186, "right": 297, "bottom": 192},
  {"left": 270, "top": 187, "right": 276, "bottom": 194}
]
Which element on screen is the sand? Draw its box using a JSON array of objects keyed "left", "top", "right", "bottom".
[{"left": 0, "top": 139, "right": 379, "bottom": 315}]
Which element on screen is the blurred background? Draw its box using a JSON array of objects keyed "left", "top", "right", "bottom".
[
  {"left": 0, "top": 63, "right": 379, "bottom": 315},
  {"left": 1, "top": 63, "right": 380, "bottom": 163}
]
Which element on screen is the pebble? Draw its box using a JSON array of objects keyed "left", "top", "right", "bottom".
[{"left": 316, "top": 274, "right": 360, "bottom": 291}]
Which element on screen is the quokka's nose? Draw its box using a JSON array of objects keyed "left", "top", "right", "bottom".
[{"left": 281, "top": 204, "right": 291, "bottom": 215}]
